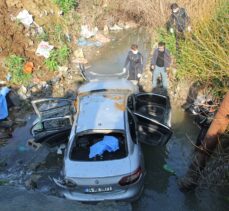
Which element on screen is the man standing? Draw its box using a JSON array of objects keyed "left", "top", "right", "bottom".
[
  {"left": 151, "top": 42, "right": 171, "bottom": 90},
  {"left": 168, "top": 3, "right": 191, "bottom": 50},
  {"left": 123, "top": 44, "right": 143, "bottom": 82}
]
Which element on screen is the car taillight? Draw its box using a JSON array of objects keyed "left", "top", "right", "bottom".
[{"left": 119, "top": 167, "right": 142, "bottom": 186}]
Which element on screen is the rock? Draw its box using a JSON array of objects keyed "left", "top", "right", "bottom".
[
  {"left": 25, "top": 175, "right": 41, "bottom": 190},
  {"left": 73, "top": 49, "right": 84, "bottom": 58},
  {"left": 31, "top": 86, "right": 39, "bottom": 93},
  {"left": 94, "top": 33, "right": 111, "bottom": 43},
  {"left": 109, "top": 24, "right": 123, "bottom": 31},
  {"left": 0, "top": 130, "right": 12, "bottom": 139},
  {"left": 123, "top": 21, "right": 138, "bottom": 29},
  {"left": 17, "top": 86, "right": 28, "bottom": 100},
  {"left": 103, "top": 25, "right": 109, "bottom": 35},
  {"left": 72, "top": 58, "right": 88, "bottom": 64},
  {"left": 50, "top": 76, "right": 61, "bottom": 85},
  {"left": 28, "top": 39, "right": 34, "bottom": 46},
  {"left": 58, "top": 66, "right": 68, "bottom": 73}
]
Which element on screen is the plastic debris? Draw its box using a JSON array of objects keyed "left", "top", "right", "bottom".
[
  {"left": 16, "top": 10, "right": 33, "bottom": 27},
  {"left": 80, "top": 25, "right": 98, "bottom": 39},
  {"left": 89, "top": 136, "right": 119, "bottom": 158},
  {"left": 77, "top": 37, "right": 102, "bottom": 47},
  {"left": 6, "top": 73, "right": 11, "bottom": 81},
  {"left": 163, "top": 164, "right": 176, "bottom": 174},
  {"left": 0, "top": 87, "right": 11, "bottom": 120},
  {"left": 36, "top": 41, "right": 54, "bottom": 58},
  {"left": 23, "top": 62, "right": 34, "bottom": 74}
]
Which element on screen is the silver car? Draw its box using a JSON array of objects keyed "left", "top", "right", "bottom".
[{"left": 29, "top": 75, "right": 172, "bottom": 202}]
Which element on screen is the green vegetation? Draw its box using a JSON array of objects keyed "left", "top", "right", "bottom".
[
  {"left": 5, "top": 55, "right": 31, "bottom": 85},
  {"left": 53, "top": 0, "right": 78, "bottom": 14},
  {"left": 157, "top": 0, "right": 229, "bottom": 98},
  {"left": 45, "top": 45, "right": 70, "bottom": 71}
]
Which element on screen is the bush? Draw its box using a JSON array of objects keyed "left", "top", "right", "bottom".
[
  {"left": 53, "top": 0, "right": 78, "bottom": 14},
  {"left": 176, "top": 0, "right": 229, "bottom": 98},
  {"left": 5, "top": 55, "right": 31, "bottom": 85},
  {"left": 45, "top": 45, "right": 70, "bottom": 71}
]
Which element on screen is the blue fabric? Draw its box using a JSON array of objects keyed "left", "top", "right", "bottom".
[
  {"left": 0, "top": 87, "right": 11, "bottom": 120},
  {"left": 89, "top": 135, "right": 119, "bottom": 158}
]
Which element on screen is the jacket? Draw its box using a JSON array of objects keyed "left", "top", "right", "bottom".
[{"left": 151, "top": 48, "right": 171, "bottom": 68}]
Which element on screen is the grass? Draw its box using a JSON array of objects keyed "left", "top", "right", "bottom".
[
  {"left": 5, "top": 55, "right": 31, "bottom": 85},
  {"left": 45, "top": 45, "right": 70, "bottom": 71},
  {"left": 53, "top": 0, "right": 78, "bottom": 14}
]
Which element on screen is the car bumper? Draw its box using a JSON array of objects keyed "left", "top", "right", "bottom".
[{"left": 62, "top": 177, "right": 144, "bottom": 202}]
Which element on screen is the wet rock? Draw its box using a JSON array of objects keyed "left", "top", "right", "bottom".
[
  {"left": 25, "top": 175, "right": 41, "bottom": 190},
  {"left": 94, "top": 33, "right": 111, "bottom": 43},
  {"left": 29, "top": 162, "right": 42, "bottom": 171},
  {"left": 7, "top": 91, "right": 21, "bottom": 107},
  {"left": 0, "top": 160, "right": 7, "bottom": 171}
]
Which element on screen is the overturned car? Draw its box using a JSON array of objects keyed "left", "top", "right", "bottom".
[{"left": 28, "top": 71, "right": 172, "bottom": 202}]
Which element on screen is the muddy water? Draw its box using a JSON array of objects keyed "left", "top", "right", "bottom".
[{"left": 0, "top": 28, "right": 228, "bottom": 210}]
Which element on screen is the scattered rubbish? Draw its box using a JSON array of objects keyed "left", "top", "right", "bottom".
[
  {"left": 163, "top": 164, "right": 176, "bottom": 175},
  {"left": 23, "top": 62, "right": 34, "bottom": 74},
  {"left": 16, "top": 10, "right": 33, "bottom": 27},
  {"left": 94, "top": 33, "right": 111, "bottom": 43},
  {"left": 65, "top": 34, "right": 71, "bottom": 42},
  {"left": 0, "top": 87, "right": 11, "bottom": 120},
  {"left": 89, "top": 136, "right": 119, "bottom": 158},
  {"left": 109, "top": 24, "right": 123, "bottom": 31},
  {"left": 6, "top": 73, "right": 11, "bottom": 81},
  {"left": 36, "top": 41, "right": 54, "bottom": 58},
  {"left": 77, "top": 37, "right": 102, "bottom": 47},
  {"left": 57, "top": 144, "right": 66, "bottom": 155},
  {"left": 80, "top": 25, "right": 98, "bottom": 39}
]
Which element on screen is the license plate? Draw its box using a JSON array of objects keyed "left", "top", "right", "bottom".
[{"left": 84, "top": 186, "right": 113, "bottom": 193}]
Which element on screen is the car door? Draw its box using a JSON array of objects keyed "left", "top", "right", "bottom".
[
  {"left": 127, "top": 93, "right": 173, "bottom": 146},
  {"left": 30, "top": 98, "right": 76, "bottom": 148}
]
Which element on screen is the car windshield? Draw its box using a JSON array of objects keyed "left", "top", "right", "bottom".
[{"left": 69, "top": 131, "right": 127, "bottom": 161}]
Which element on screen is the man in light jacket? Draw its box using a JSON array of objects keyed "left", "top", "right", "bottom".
[{"left": 151, "top": 42, "right": 171, "bottom": 90}]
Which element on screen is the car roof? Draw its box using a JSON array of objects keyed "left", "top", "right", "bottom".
[
  {"left": 76, "top": 92, "right": 127, "bottom": 133},
  {"left": 78, "top": 79, "right": 138, "bottom": 94}
]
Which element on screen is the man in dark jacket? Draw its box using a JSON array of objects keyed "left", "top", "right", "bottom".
[
  {"left": 151, "top": 42, "right": 171, "bottom": 90},
  {"left": 123, "top": 44, "right": 143, "bottom": 81},
  {"left": 168, "top": 3, "right": 191, "bottom": 50}
]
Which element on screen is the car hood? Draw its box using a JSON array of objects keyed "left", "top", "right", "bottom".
[{"left": 64, "top": 157, "right": 131, "bottom": 178}]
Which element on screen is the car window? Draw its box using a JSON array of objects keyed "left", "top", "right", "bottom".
[
  {"left": 69, "top": 131, "right": 127, "bottom": 161},
  {"left": 127, "top": 110, "right": 137, "bottom": 144}
]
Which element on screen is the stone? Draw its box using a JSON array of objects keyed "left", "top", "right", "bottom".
[
  {"left": 73, "top": 49, "right": 84, "bottom": 58},
  {"left": 103, "top": 25, "right": 109, "bottom": 35},
  {"left": 94, "top": 33, "right": 111, "bottom": 43},
  {"left": 17, "top": 86, "right": 28, "bottom": 100},
  {"left": 72, "top": 58, "right": 88, "bottom": 64}
]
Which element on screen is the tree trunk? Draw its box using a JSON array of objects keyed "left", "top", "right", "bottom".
[{"left": 179, "top": 91, "right": 229, "bottom": 191}]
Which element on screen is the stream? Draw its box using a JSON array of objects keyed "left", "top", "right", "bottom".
[{"left": 0, "top": 28, "right": 228, "bottom": 210}]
